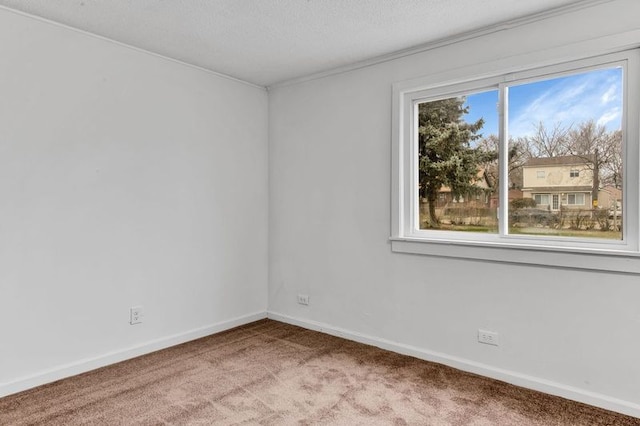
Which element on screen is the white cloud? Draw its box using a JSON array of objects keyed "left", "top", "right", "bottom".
[
  {"left": 597, "top": 108, "right": 621, "bottom": 127},
  {"left": 601, "top": 84, "right": 618, "bottom": 104},
  {"left": 508, "top": 68, "right": 622, "bottom": 137}
]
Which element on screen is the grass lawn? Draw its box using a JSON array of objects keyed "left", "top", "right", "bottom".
[
  {"left": 427, "top": 224, "right": 622, "bottom": 240},
  {"left": 509, "top": 227, "right": 622, "bottom": 240}
]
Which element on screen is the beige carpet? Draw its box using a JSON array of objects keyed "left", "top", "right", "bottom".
[{"left": 1, "top": 319, "right": 638, "bottom": 425}]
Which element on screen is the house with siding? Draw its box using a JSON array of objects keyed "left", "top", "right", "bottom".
[{"left": 521, "top": 156, "right": 595, "bottom": 211}]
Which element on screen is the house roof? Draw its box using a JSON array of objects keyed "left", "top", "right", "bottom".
[
  {"left": 523, "top": 155, "right": 594, "bottom": 167},
  {"left": 600, "top": 186, "right": 622, "bottom": 198}
]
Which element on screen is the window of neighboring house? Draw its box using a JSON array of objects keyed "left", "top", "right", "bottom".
[
  {"left": 534, "top": 194, "right": 550, "bottom": 205},
  {"left": 391, "top": 49, "right": 640, "bottom": 272},
  {"left": 567, "top": 193, "right": 585, "bottom": 205}
]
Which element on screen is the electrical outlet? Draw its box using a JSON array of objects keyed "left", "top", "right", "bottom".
[
  {"left": 130, "top": 306, "right": 144, "bottom": 325},
  {"left": 478, "top": 329, "right": 499, "bottom": 346},
  {"left": 297, "top": 294, "right": 310, "bottom": 305}
]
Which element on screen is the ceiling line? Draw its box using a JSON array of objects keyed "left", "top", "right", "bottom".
[
  {"left": 267, "top": 0, "right": 616, "bottom": 90},
  {"left": 0, "top": 0, "right": 616, "bottom": 91},
  {"left": 0, "top": 4, "right": 267, "bottom": 91}
]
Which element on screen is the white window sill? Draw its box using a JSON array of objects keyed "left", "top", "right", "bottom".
[{"left": 390, "top": 237, "right": 640, "bottom": 274}]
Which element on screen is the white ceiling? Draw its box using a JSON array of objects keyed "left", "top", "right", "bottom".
[{"left": 0, "top": 0, "right": 596, "bottom": 87}]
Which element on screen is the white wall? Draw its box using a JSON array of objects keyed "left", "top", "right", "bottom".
[
  {"left": 0, "top": 8, "right": 268, "bottom": 395},
  {"left": 268, "top": 0, "right": 640, "bottom": 417}
]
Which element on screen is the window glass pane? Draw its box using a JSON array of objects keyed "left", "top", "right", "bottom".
[
  {"left": 533, "top": 194, "right": 550, "bottom": 205},
  {"left": 567, "top": 193, "right": 586, "bottom": 205},
  {"left": 417, "top": 90, "right": 499, "bottom": 233},
  {"left": 507, "top": 67, "right": 623, "bottom": 240}
]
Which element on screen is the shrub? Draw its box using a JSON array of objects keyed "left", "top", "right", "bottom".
[
  {"left": 509, "top": 208, "right": 559, "bottom": 227},
  {"left": 510, "top": 198, "right": 536, "bottom": 210},
  {"left": 569, "top": 211, "right": 589, "bottom": 230},
  {"left": 595, "top": 208, "right": 615, "bottom": 231}
]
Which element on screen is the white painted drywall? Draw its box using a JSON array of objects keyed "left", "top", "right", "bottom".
[
  {"left": 268, "top": 0, "right": 640, "bottom": 415},
  {"left": 0, "top": 8, "right": 268, "bottom": 392}
]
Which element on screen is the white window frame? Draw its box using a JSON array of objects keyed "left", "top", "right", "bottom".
[{"left": 391, "top": 49, "right": 640, "bottom": 273}]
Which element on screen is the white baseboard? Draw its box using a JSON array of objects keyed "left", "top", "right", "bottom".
[
  {"left": 0, "top": 311, "right": 267, "bottom": 398},
  {"left": 267, "top": 311, "right": 640, "bottom": 419}
]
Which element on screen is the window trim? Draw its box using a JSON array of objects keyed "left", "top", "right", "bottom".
[{"left": 391, "top": 49, "right": 640, "bottom": 273}]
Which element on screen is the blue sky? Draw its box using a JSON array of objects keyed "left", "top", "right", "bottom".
[{"left": 463, "top": 66, "right": 622, "bottom": 139}]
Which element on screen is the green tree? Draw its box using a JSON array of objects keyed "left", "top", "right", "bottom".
[{"left": 418, "top": 97, "right": 487, "bottom": 228}]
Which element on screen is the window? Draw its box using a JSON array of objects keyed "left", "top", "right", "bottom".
[
  {"left": 567, "top": 193, "right": 585, "bottom": 205},
  {"left": 534, "top": 194, "right": 550, "bottom": 205},
  {"left": 391, "top": 49, "right": 640, "bottom": 272}
]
